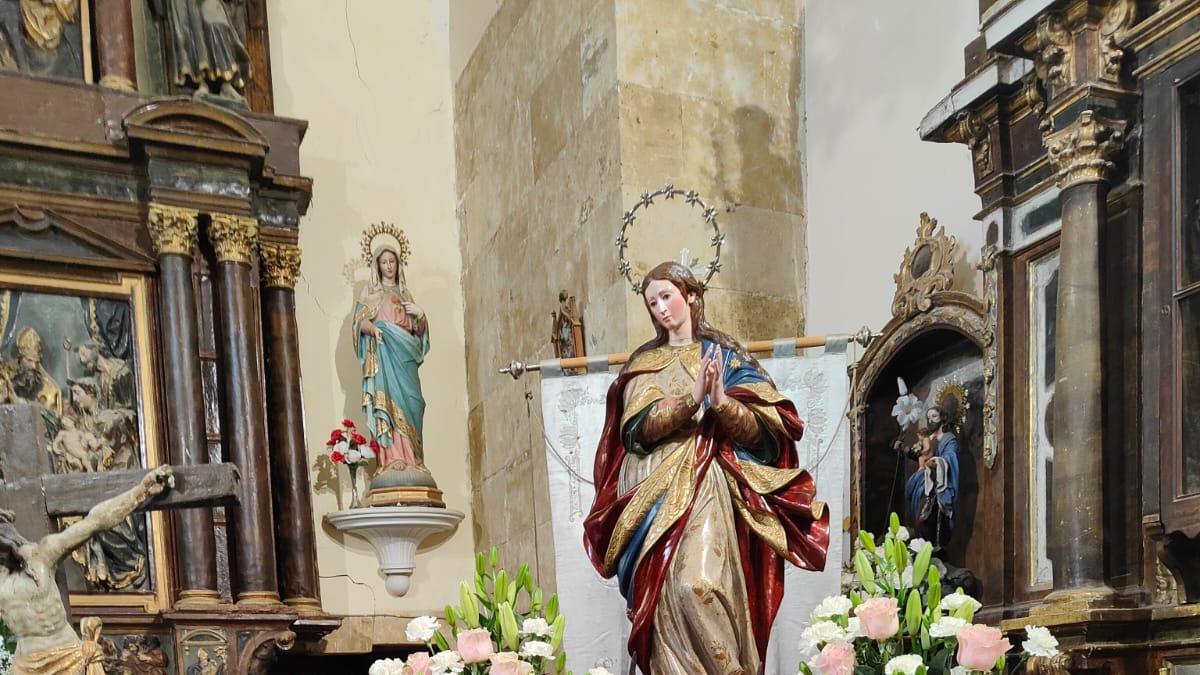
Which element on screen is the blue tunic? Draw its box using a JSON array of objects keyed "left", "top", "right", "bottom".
[{"left": 904, "top": 432, "right": 960, "bottom": 533}]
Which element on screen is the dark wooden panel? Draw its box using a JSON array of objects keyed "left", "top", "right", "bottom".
[{"left": 43, "top": 463, "right": 240, "bottom": 516}]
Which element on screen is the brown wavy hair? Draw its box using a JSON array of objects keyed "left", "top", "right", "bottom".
[{"left": 624, "top": 261, "right": 765, "bottom": 378}]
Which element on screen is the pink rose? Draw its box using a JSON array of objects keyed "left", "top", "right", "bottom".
[
  {"left": 854, "top": 597, "right": 900, "bottom": 639},
  {"left": 456, "top": 628, "right": 496, "bottom": 663},
  {"left": 956, "top": 624, "right": 1011, "bottom": 671},
  {"left": 811, "top": 640, "right": 855, "bottom": 675},
  {"left": 405, "top": 651, "right": 432, "bottom": 675},
  {"left": 489, "top": 652, "right": 533, "bottom": 675}
]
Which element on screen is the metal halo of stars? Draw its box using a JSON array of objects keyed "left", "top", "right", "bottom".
[{"left": 615, "top": 184, "right": 725, "bottom": 295}]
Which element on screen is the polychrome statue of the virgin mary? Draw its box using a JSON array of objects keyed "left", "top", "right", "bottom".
[
  {"left": 355, "top": 224, "right": 442, "bottom": 506},
  {"left": 583, "top": 261, "right": 829, "bottom": 674}
]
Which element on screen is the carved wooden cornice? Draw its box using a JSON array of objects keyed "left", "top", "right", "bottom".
[
  {"left": 1044, "top": 110, "right": 1127, "bottom": 187},
  {"left": 147, "top": 203, "right": 199, "bottom": 257},
  {"left": 1035, "top": 11, "right": 1074, "bottom": 98},
  {"left": 259, "top": 241, "right": 301, "bottom": 289},
  {"left": 948, "top": 110, "right": 994, "bottom": 174},
  {"left": 209, "top": 213, "right": 259, "bottom": 264},
  {"left": 1031, "top": 0, "right": 1138, "bottom": 103}
]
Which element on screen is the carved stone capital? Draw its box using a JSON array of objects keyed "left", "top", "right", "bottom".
[
  {"left": 1044, "top": 110, "right": 1127, "bottom": 188},
  {"left": 147, "top": 204, "right": 199, "bottom": 257},
  {"left": 208, "top": 214, "right": 259, "bottom": 264},
  {"left": 259, "top": 242, "right": 302, "bottom": 289}
]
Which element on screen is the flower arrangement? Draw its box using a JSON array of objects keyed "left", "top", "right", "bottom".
[
  {"left": 0, "top": 621, "right": 14, "bottom": 675},
  {"left": 797, "top": 514, "right": 1059, "bottom": 675},
  {"left": 326, "top": 419, "right": 377, "bottom": 508},
  {"left": 371, "top": 548, "right": 582, "bottom": 675}
]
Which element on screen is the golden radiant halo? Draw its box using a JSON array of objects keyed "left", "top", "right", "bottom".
[
  {"left": 616, "top": 184, "right": 725, "bottom": 295},
  {"left": 360, "top": 221, "right": 412, "bottom": 268}
]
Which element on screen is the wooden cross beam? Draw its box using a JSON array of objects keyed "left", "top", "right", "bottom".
[{"left": 0, "top": 403, "right": 240, "bottom": 607}]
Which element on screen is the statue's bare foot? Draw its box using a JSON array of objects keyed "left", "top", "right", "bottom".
[{"left": 143, "top": 465, "right": 175, "bottom": 496}]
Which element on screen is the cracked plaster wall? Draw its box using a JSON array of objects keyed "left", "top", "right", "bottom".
[{"left": 268, "top": 0, "right": 476, "bottom": 633}]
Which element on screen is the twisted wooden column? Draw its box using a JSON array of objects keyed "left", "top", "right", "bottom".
[
  {"left": 147, "top": 204, "right": 221, "bottom": 608},
  {"left": 208, "top": 213, "right": 280, "bottom": 607},
  {"left": 259, "top": 241, "right": 322, "bottom": 615}
]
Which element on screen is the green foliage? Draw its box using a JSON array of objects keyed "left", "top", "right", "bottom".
[{"left": 428, "top": 547, "right": 570, "bottom": 675}]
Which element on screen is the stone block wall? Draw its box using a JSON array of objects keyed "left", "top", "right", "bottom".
[{"left": 453, "top": 0, "right": 805, "bottom": 592}]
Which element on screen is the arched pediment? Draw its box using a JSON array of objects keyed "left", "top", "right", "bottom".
[{"left": 123, "top": 98, "right": 269, "bottom": 158}]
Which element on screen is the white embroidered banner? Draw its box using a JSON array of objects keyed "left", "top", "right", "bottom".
[{"left": 540, "top": 348, "right": 850, "bottom": 675}]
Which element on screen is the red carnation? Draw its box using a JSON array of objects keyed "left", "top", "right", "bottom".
[
  {"left": 330, "top": 450, "right": 346, "bottom": 464},
  {"left": 351, "top": 433, "right": 367, "bottom": 446},
  {"left": 341, "top": 419, "right": 355, "bottom": 428},
  {"left": 329, "top": 429, "right": 345, "bottom": 441},
  {"left": 369, "top": 439, "right": 381, "bottom": 452}
]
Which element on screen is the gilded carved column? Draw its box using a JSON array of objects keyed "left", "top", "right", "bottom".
[
  {"left": 259, "top": 241, "right": 322, "bottom": 615},
  {"left": 208, "top": 213, "right": 280, "bottom": 606},
  {"left": 147, "top": 204, "right": 222, "bottom": 608},
  {"left": 1042, "top": 110, "right": 1127, "bottom": 607}
]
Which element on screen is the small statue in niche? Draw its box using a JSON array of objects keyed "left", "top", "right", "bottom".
[
  {"left": 150, "top": 0, "right": 251, "bottom": 104},
  {"left": 900, "top": 405, "right": 960, "bottom": 548}
]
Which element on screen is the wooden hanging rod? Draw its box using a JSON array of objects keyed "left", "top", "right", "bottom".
[{"left": 498, "top": 328, "right": 874, "bottom": 380}]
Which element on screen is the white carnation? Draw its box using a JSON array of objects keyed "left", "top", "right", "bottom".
[
  {"left": 361, "top": 445, "right": 376, "bottom": 459},
  {"left": 520, "top": 640, "right": 554, "bottom": 659},
  {"left": 1022, "top": 625, "right": 1059, "bottom": 658},
  {"left": 895, "top": 526, "right": 910, "bottom": 542},
  {"left": 939, "top": 591, "right": 982, "bottom": 613},
  {"left": 844, "top": 617, "right": 862, "bottom": 640},
  {"left": 811, "top": 595, "right": 853, "bottom": 620},
  {"left": 521, "top": 617, "right": 552, "bottom": 636},
  {"left": 405, "top": 615, "right": 440, "bottom": 642},
  {"left": 900, "top": 565, "right": 914, "bottom": 587},
  {"left": 347, "top": 449, "right": 363, "bottom": 463},
  {"left": 928, "top": 615, "right": 969, "bottom": 638},
  {"left": 799, "top": 620, "right": 846, "bottom": 651},
  {"left": 429, "top": 650, "right": 465, "bottom": 674},
  {"left": 368, "top": 658, "right": 405, "bottom": 675},
  {"left": 950, "top": 668, "right": 970, "bottom": 675},
  {"left": 586, "top": 669, "right": 614, "bottom": 675},
  {"left": 884, "top": 654, "right": 924, "bottom": 675},
  {"left": 909, "top": 537, "right": 930, "bottom": 553},
  {"left": 334, "top": 440, "right": 349, "bottom": 453}
]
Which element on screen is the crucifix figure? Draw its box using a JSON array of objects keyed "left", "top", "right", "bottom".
[
  {"left": 0, "top": 465, "right": 173, "bottom": 674},
  {"left": 0, "top": 403, "right": 240, "bottom": 674}
]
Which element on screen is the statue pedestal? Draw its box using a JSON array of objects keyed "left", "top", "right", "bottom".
[
  {"left": 326, "top": 506, "right": 463, "bottom": 597},
  {"left": 368, "top": 462, "right": 445, "bottom": 507}
]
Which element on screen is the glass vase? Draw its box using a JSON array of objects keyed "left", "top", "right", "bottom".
[{"left": 348, "top": 464, "right": 365, "bottom": 509}]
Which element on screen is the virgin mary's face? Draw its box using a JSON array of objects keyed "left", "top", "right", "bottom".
[
  {"left": 377, "top": 251, "right": 399, "bottom": 284},
  {"left": 644, "top": 279, "right": 692, "bottom": 333}
]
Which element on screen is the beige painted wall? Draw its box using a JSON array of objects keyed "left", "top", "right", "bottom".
[
  {"left": 804, "top": 1, "right": 983, "bottom": 338},
  {"left": 267, "top": 0, "right": 476, "bottom": 627}
]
